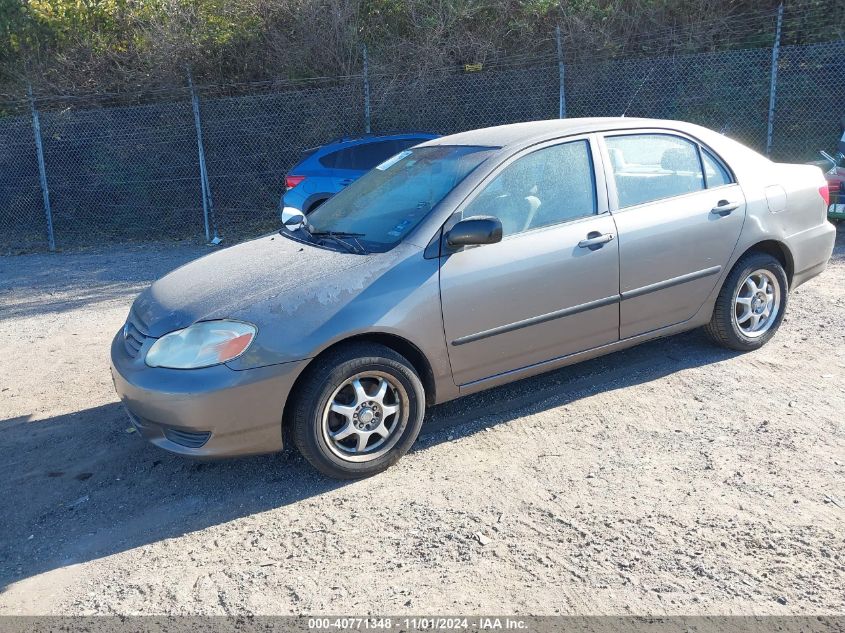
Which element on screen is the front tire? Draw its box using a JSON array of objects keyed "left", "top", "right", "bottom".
[
  {"left": 290, "top": 342, "right": 425, "bottom": 479},
  {"left": 705, "top": 252, "right": 788, "bottom": 351}
]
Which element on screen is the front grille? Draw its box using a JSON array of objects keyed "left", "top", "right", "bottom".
[
  {"left": 163, "top": 428, "right": 211, "bottom": 448},
  {"left": 123, "top": 310, "right": 150, "bottom": 358}
]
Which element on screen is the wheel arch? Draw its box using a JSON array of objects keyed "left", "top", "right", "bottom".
[
  {"left": 736, "top": 239, "right": 794, "bottom": 287},
  {"left": 304, "top": 195, "right": 330, "bottom": 214},
  {"left": 281, "top": 332, "right": 437, "bottom": 434}
]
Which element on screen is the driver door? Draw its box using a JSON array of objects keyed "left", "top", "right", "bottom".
[{"left": 439, "top": 137, "right": 621, "bottom": 387}]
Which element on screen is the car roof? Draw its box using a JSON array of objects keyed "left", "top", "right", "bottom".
[
  {"left": 316, "top": 132, "right": 438, "bottom": 151},
  {"left": 419, "top": 117, "right": 700, "bottom": 149}
]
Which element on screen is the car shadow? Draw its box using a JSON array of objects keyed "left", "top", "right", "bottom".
[{"left": 0, "top": 327, "right": 738, "bottom": 591}]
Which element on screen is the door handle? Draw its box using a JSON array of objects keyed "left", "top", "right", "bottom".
[
  {"left": 578, "top": 232, "right": 614, "bottom": 250},
  {"left": 711, "top": 200, "right": 740, "bottom": 216}
]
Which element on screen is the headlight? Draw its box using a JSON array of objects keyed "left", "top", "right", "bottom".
[{"left": 145, "top": 320, "right": 256, "bottom": 369}]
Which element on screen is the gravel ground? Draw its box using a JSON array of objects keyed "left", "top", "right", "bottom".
[{"left": 0, "top": 231, "right": 843, "bottom": 616}]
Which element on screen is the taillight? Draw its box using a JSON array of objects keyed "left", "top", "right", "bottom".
[
  {"left": 819, "top": 184, "right": 830, "bottom": 206},
  {"left": 285, "top": 175, "right": 305, "bottom": 190}
]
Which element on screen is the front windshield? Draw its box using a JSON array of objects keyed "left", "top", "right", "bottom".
[{"left": 302, "top": 145, "right": 495, "bottom": 252}]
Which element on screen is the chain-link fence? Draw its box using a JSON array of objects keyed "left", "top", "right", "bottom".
[{"left": 1, "top": 38, "right": 844, "bottom": 252}]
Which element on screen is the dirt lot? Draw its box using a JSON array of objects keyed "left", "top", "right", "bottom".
[{"left": 0, "top": 230, "right": 843, "bottom": 616}]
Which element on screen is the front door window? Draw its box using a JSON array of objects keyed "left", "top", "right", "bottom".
[{"left": 461, "top": 140, "right": 597, "bottom": 237}]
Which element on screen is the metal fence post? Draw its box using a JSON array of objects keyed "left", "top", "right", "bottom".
[
  {"left": 187, "top": 68, "right": 220, "bottom": 244},
  {"left": 28, "top": 84, "right": 56, "bottom": 251},
  {"left": 555, "top": 26, "right": 567, "bottom": 118},
  {"left": 766, "top": 3, "right": 784, "bottom": 156},
  {"left": 362, "top": 44, "right": 372, "bottom": 133}
]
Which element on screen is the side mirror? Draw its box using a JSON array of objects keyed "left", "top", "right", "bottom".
[
  {"left": 281, "top": 206, "right": 307, "bottom": 231},
  {"left": 446, "top": 216, "right": 503, "bottom": 247}
]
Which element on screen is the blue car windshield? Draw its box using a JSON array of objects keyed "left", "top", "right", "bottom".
[{"left": 303, "top": 145, "right": 495, "bottom": 252}]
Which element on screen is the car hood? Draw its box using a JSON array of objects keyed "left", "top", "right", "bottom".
[{"left": 131, "top": 233, "right": 406, "bottom": 339}]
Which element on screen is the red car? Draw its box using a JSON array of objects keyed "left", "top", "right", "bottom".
[
  {"left": 825, "top": 119, "right": 845, "bottom": 221},
  {"left": 821, "top": 152, "right": 845, "bottom": 222}
]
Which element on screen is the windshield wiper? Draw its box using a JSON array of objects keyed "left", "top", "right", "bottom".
[{"left": 309, "top": 231, "right": 368, "bottom": 254}]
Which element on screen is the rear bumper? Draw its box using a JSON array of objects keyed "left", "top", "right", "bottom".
[
  {"left": 110, "top": 331, "right": 308, "bottom": 457},
  {"left": 790, "top": 221, "right": 837, "bottom": 290}
]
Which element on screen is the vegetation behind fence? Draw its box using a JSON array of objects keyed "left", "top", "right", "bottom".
[{"left": 1, "top": 35, "right": 844, "bottom": 252}]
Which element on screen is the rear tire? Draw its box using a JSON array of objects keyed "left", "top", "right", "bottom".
[
  {"left": 290, "top": 342, "right": 425, "bottom": 479},
  {"left": 705, "top": 252, "right": 788, "bottom": 351}
]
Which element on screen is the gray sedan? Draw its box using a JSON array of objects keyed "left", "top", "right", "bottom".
[{"left": 111, "top": 118, "right": 835, "bottom": 478}]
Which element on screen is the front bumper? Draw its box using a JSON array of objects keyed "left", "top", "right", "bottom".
[{"left": 110, "top": 331, "right": 308, "bottom": 458}]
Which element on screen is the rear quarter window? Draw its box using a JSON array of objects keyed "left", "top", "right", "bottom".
[{"left": 701, "top": 148, "right": 734, "bottom": 188}]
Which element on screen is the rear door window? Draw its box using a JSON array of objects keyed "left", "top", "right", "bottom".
[{"left": 606, "top": 133, "right": 705, "bottom": 208}]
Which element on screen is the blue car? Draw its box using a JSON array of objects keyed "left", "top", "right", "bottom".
[{"left": 282, "top": 133, "right": 439, "bottom": 214}]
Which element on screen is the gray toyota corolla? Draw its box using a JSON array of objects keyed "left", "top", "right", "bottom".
[{"left": 112, "top": 117, "right": 835, "bottom": 478}]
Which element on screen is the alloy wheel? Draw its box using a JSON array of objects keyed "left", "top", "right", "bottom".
[
  {"left": 321, "top": 371, "right": 408, "bottom": 462},
  {"left": 733, "top": 269, "right": 781, "bottom": 338}
]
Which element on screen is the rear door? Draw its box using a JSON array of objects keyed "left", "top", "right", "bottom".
[
  {"left": 601, "top": 131, "right": 746, "bottom": 339},
  {"left": 439, "top": 136, "right": 621, "bottom": 386}
]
